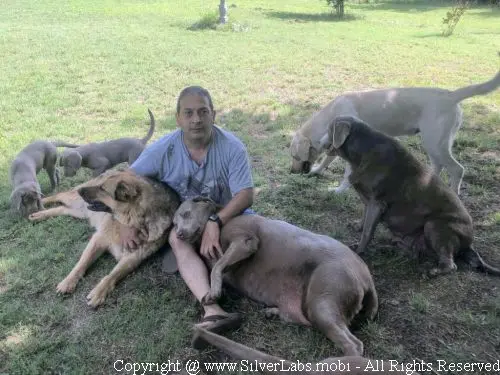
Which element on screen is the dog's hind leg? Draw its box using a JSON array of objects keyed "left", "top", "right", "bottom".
[
  {"left": 306, "top": 265, "right": 364, "bottom": 356},
  {"left": 424, "top": 220, "right": 459, "bottom": 276},
  {"left": 421, "top": 111, "right": 464, "bottom": 194},
  {"left": 57, "top": 233, "right": 108, "bottom": 295},
  {"left": 86, "top": 251, "right": 144, "bottom": 307},
  {"left": 202, "top": 236, "right": 259, "bottom": 305}
]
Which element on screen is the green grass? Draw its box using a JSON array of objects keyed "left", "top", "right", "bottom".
[{"left": 1, "top": 0, "right": 500, "bottom": 374}]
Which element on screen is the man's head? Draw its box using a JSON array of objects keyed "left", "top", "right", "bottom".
[{"left": 176, "top": 86, "right": 216, "bottom": 145}]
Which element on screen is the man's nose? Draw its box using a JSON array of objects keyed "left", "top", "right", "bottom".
[{"left": 191, "top": 112, "right": 201, "bottom": 123}]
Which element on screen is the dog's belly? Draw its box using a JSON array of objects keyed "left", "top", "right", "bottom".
[{"left": 225, "top": 266, "right": 310, "bottom": 325}]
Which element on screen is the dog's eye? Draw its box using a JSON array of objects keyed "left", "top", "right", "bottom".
[{"left": 181, "top": 212, "right": 191, "bottom": 219}]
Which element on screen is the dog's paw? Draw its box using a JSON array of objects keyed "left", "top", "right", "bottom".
[
  {"left": 428, "top": 263, "right": 457, "bottom": 278},
  {"left": 57, "top": 277, "right": 78, "bottom": 294},
  {"left": 28, "top": 211, "right": 46, "bottom": 222},
  {"left": 348, "top": 220, "right": 364, "bottom": 233},
  {"left": 263, "top": 307, "right": 280, "bottom": 319},
  {"left": 201, "top": 292, "right": 218, "bottom": 306},
  {"left": 87, "top": 277, "right": 113, "bottom": 308}
]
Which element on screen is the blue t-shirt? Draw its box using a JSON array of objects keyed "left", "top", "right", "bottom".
[{"left": 131, "top": 125, "right": 254, "bottom": 208}]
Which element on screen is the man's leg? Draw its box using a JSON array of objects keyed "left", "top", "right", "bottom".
[{"left": 168, "top": 229, "right": 240, "bottom": 326}]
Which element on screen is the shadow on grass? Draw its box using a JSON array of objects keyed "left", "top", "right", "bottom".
[
  {"left": 263, "top": 10, "right": 361, "bottom": 23},
  {"left": 348, "top": 0, "right": 452, "bottom": 12}
]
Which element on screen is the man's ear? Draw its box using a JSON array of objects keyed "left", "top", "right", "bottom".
[
  {"left": 328, "top": 119, "right": 351, "bottom": 150},
  {"left": 115, "top": 181, "right": 140, "bottom": 202},
  {"left": 175, "top": 113, "right": 181, "bottom": 128},
  {"left": 212, "top": 110, "right": 216, "bottom": 124}
]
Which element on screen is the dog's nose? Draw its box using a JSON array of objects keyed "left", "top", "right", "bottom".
[{"left": 176, "top": 229, "right": 186, "bottom": 240}]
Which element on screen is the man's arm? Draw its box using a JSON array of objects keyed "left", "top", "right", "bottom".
[
  {"left": 200, "top": 187, "right": 253, "bottom": 259},
  {"left": 217, "top": 187, "right": 253, "bottom": 225}
]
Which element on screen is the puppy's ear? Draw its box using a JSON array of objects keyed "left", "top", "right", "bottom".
[
  {"left": 115, "top": 181, "right": 140, "bottom": 202},
  {"left": 290, "top": 134, "right": 311, "bottom": 161},
  {"left": 328, "top": 119, "right": 351, "bottom": 150}
]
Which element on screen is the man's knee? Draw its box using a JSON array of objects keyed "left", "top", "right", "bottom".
[{"left": 168, "top": 229, "right": 196, "bottom": 258}]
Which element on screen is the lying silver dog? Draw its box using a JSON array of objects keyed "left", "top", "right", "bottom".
[
  {"left": 290, "top": 68, "right": 500, "bottom": 195},
  {"left": 324, "top": 115, "right": 500, "bottom": 277},
  {"left": 60, "top": 109, "right": 155, "bottom": 177},
  {"left": 193, "top": 327, "right": 420, "bottom": 375},
  {"left": 174, "top": 197, "right": 378, "bottom": 356},
  {"left": 9, "top": 140, "right": 78, "bottom": 217}
]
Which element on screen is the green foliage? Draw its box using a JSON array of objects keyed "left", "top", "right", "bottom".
[
  {"left": 326, "top": 0, "right": 345, "bottom": 17},
  {"left": 442, "top": 0, "right": 469, "bottom": 37},
  {"left": 188, "top": 11, "right": 219, "bottom": 30}
]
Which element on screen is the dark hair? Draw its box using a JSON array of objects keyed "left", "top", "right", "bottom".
[{"left": 176, "top": 86, "right": 214, "bottom": 114}]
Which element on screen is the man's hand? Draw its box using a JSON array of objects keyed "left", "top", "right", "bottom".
[
  {"left": 119, "top": 223, "right": 147, "bottom": 250},
  {"left": 200, "top": 221, "right": 223, "bottom": 260}
]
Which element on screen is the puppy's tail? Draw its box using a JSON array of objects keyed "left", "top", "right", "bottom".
[
  {"left": 460, "top": 246, "right": 500, "bottom": 276},
  {"left": 448, "top": 68, "right": 500, "bottom": 104},
  {"left": 141, "top": 108, "right": 155, "bottom": 144},
  {"left": 52, "top": 141, "right": 79, "bottom": 148}
]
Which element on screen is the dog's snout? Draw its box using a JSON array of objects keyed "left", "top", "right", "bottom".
[{"left": 176, "top": 228, "right": 186, "bottom": 240}]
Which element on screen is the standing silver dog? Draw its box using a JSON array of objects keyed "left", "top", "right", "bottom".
[
  {"left": 60, "top": 109, "right": 155, "bottom": 177},
  {"left": 10, "top": 140, "right": 78, "bottom": 217},
  {"left": 290, "top": 68, "right": 500, "bottom": 195}
]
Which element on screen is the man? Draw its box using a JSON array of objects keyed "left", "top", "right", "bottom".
[{"left": 122, "top": 86, "right": 254, "bottom": 332}]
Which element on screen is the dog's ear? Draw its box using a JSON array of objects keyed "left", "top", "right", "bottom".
[
  {"left": 290, "top": 134, "right": 311, "bottom": 161},
  {"left": 328, "top": 119, "right": 351, "bottom": 150},
  {"left": 144, "top": 215, "right": 172, "bottom": 242},
  {"left": 192, "top": 196, "right": 221, "bottom": 212},
  {"left": 115, "top": 181, "right": 140, "bottom": 202},
  {"left": 193, "top": 196, "right": 215, "bottom": 204}
]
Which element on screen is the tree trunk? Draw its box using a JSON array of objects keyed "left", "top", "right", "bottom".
[{"left": 219, "top": 0, "right": 228, "bottom": 24}]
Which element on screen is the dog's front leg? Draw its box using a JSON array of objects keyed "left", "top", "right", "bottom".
[
  {"left": 57, "top": 234, "right": 108, "bottom": 294},
  {"left": 355, "top": 199, "right": 384, "bottom": 254},
  {"left": 86, "top": 251, "right": 144, "bottom": 308},
  {"left": 309, "top": 154, "right": 336, "bottom": 176},
  {"left": 332, "top": 163, "right": 352, "bottom": 193},
  {"left": 201, "top": 236, "right": 259, "bottom": 306}
]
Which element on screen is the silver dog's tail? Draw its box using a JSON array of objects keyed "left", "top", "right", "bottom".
[
  {"left": 52, "top": 141, "right": 79, "bottom": 148},
  {"left": 448, "top": 68, "right": 500, "bottom": 104},
  {"left": 461, "top": 246, "right": 500, "bottom": 276},
  {"left": 141, "top": 108, "right": 155, "bottom": 144}
]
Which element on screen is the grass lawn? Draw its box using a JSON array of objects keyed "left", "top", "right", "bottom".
[{"left": 1, "top": 0, "right": 499, "bottom": 374}]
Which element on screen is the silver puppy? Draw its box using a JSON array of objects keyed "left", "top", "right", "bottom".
[
  {"left": 60, "top": 109, "right": 155, "bottom": 177},
  {"left": 10, "top": 140, "right": 78, "bottom": 217}
]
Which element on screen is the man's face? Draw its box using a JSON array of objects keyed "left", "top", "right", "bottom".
[{"left": 176, "top": 94, "right": 215, "bottom": 143}]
